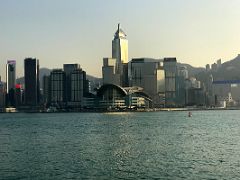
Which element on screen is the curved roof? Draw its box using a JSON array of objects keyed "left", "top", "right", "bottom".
[
  {"left": 97, "top": 84, "right": 153, "bottom": 102},
  {"left": 97, "top": 84, "right": 127, "bottom": 97}
]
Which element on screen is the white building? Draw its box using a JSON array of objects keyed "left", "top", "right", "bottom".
[{"left": 178, "top": 66, "right": 188, "bottom": 79}]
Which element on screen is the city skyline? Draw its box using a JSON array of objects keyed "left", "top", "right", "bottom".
[{"left": 1, "top": 0, "right": 240, "bottom": 79}]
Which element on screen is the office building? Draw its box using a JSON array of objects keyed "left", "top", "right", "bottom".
[
  {"left": 163, "top": 58, "right": 177, "bottom": 107},
  {"left": 49, "top": 64, "right": 88, "bottom": 109},
  {"left": 43, "top": 75, "right": 51, "bottom": 105},
  {"left": 185, "top": 77, "right": 201, "bottom": 89},
  {"left": 185, "top": 77, "right": 205, "bottom": 106},
  {"left": 6, "top": 60, "right": 16, "bottom": 106},
  {"left": 205, "top": 74, "right": 214, "bottom": 106},
  {"left": 130, "top": 58, "right": 165, "bottom": 107},
  {"left": 102, "top": 58, "right": 120, "bottom": 85},
  {"left": 211, "top": 63, "right": 217, "bottom": 72},
  {"left": 82, "top": 71, "right": 89, "bottom": 97},
  {"left": 24, "top": 58, "right": 40, "bottom": 106},
  {"left": 69, "top": 69, "right": 85, "bottom": 107},
  {"left": 206, "top": 64, "right": 210, "bottom": 71},
  {"left": 15, "top": 84, "right": 23, "bottom": 107},
  {"left": 176, "top": 66, "right": 189, "bottom": 106},
  {"left": 217, "top": 59, "right": 222, "bottom": 69},
  {"left": 178, "top": 66, "right": 188, "bottom": 79},
  {"left": 50, "top": 69, "right": 66, "bottom": 106},
  {"left": 112, "top": 24, "right": 129, "bottom": 87},
  {"left": 0, "top": 81, "right": 5, "bottom": 110},
  {"left": 63, "top": 64, "right": 81, "bottom": 102},
  {"left": 186, "top": 88, "right": 206, "bottom": 106}
]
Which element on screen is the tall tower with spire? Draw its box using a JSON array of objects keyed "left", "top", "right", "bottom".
[{"left": 112, "top": 24, "right": 129, "bottom": 87}]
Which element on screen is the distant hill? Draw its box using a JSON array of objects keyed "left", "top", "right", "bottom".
[
  {"left": 195, "top": 54, "right": 240, "bottom": 84},
  {"left": 177, "top": 63, "right": 205, "bottom": 77},
  {"left": 17, "top": 68, "right": 102, "bottom": 89}
]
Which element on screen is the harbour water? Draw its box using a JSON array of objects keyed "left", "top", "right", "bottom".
[{"left": 1, "top": 111, "right": 240, "bottom": 179}]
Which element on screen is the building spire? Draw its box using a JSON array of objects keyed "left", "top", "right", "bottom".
[
  {"left": 118, "top": 23, "right": 120, "bottom": 31},
  {"left": 114, "top": 23, "right": 127, "bottom": 40}
]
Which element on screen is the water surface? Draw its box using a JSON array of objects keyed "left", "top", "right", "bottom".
[{"left": 1, "top": 111, "right": 240, "bottom": 179}]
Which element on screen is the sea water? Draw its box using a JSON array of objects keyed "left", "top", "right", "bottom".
[{"left": 0, "top": 111, "right": 240, "bottom": 179}]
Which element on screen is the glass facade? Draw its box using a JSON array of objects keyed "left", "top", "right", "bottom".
[{"left": 24, "top": 58, "right": 40, "bottom": 106}]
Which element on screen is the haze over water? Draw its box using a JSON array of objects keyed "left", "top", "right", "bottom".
[{"left": 1, "top": 111, "right": 240, "bottom": 179}]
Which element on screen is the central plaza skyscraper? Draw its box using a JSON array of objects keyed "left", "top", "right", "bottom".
[{"left": 112, "top": 24, "right": 129, "bottom": 87}]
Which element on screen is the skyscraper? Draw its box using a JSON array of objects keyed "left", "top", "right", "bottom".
[
  {"left": 50, "top": 69, "right": 66, "bottom": 106},
  {"left": 102, "top": 58, "right": 120, "bottom": 85},
  {"left": 112, "top": 24, "right": 129, "bottom": 87},
  {"left": 24, "top": 58, "right": 40, "bottom": 106},
  {"left": 43, "top": 75, "right": 51, "bottom": 105},
  {"left": 63, "top": 64, "right": 81, "bottom": 102},
  {"left": 70, "top": 69, "right": 85, "bottom": 106},
  {"left": 6, "top": 60, "right": 16, "bottom": 106},
  {"left": 0, "top": 81, "right": 5, "bottom": 110},
  {"left": 130, "top": 58, "right": 165, "bottom": 107},
  {"left": 163, "top": 58, "right": 177, "bottom": 107}
]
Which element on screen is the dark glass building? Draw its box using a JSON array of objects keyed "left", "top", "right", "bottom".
[
  {"left": 24, "top": 58, "right": 40, "bottom": 106},
  {"left": 6, "top": 60, "right": 16, "bottom": 107},
  {"left": 163, "top": 57, "right": 177, "bottom": 107},
  {"left": 63, "top": 64, "right": 80, "bottom": 102}
]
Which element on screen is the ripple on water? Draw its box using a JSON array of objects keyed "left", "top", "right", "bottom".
[{"left": 1, "top": 111, "right": 240, "bottom": 179}]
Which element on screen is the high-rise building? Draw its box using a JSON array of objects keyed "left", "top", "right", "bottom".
[
  {"left": 178, "top": 66, "right": 188, "bottom": 79},
  {"left": 24, "top": 58, "right": 40, "bottom": 106},
  {"left": 217, "top": 59, "right": 222, "bottom": 69},
  {"left": 102, "top": 58, "right": 120, "bottom": 85},
  {"left": 6, "top": 60, "right": 16, "bottom": 106},
  {"left": 163, "top": 58, "right": 177, "bottom": 107},
  {"left": 49, "top": 64, "right": 88, "bottom": 109},
  {"left": 82, "top": 71, "right": 90, "bottom": 97},
  {"left": 176, "top": 66, "right": 189, "bottom": 106},
  {"left": 0, "top": 81, "right": 6, "bottom": 110},
  {"left": 206, "top": 74, "right": 214, "bottom": 106},
  {"left": 130, "top": 58, "right": 165, "bottom": 107},
  {"left": 206, "top": 64, "right": 210, "bottom": 71},
  {"left": 43, "top": 75, "right": 51, "bottom": 105},
  {"left": 112, "top": 24, "right": 129, "bottom": 87},
  {"left": 70, "top": 69, "right": 84, "bottom": 107},
  {"left": 50, "top": 69, "right": 66, "bottom": 107},
  {"left": 15, "top": 84, "right": 23, "bottom": 107},
  {"left": 63, "top": 64, "right": 81, "bottom": 102},
  {"left": 211, "top": 63, "right": 217, "bottom": 72}
]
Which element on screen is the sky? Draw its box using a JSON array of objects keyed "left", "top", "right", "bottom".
[{"left": 1, "top": 0, "right": 240, "bottom": 79}]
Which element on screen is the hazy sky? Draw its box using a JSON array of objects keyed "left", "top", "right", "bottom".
[{"left": 1, "top": 0, "right": 240, "bottom": 79}]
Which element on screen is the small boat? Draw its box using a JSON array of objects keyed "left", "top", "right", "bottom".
[{"left": 188, "top": 112, "right": 192, "bottom": 117}]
